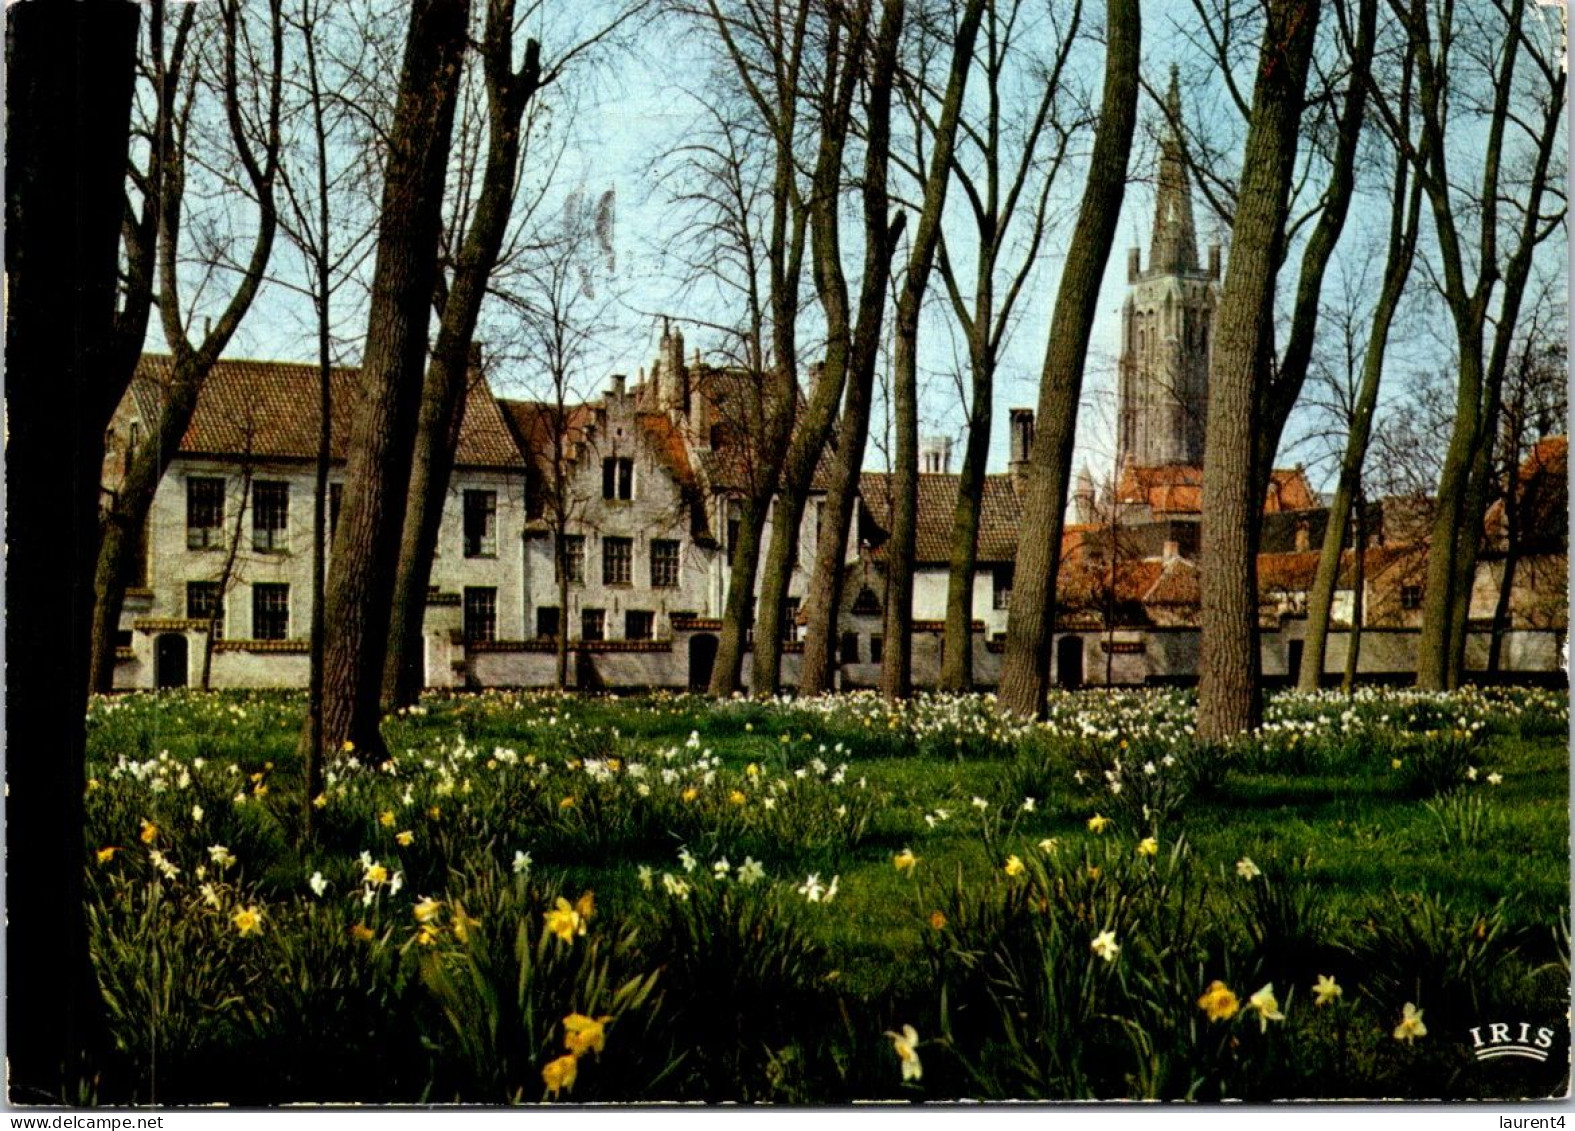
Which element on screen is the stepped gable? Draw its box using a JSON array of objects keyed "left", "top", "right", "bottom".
[{"left": 133, "top": 354, "right": 525, "bottom": 470}]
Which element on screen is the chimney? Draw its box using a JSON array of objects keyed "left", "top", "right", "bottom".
[
  {"left": 1127, "top": 247, "right": 1141, "bottom": 284},
  {"left": 609, "top": 374, "right": 626, "bottom": 400},
  {"left": 1162, "top": 539, "right": 1180, "bottom": 564},
  {"left": 1009, "top": 408, "right": 1035, "bottom": 484},
  {"left": 659, "top": 320, "right": 686, "bottom": 411},
  {"left": 1208, "top": 243, "right": 1221, "bottom": 281},
  {"left": 689, "top": 375, "right": 711, "bottom": 448},
  {"left": 920, "top": 435, "right": 953, "bottom": 474}
]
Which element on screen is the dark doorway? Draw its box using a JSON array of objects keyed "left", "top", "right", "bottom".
[
  {"left": 154, "top": 633, "right": 188, "bottom": 689},
  {"left": 1056, "top": 635, "right": 1084, "bottom": 690},
  {"left": 688, "top": 633, "right": 718, "bottom": 691},
  {"left": 1287, "top": 639, "right": 1304, "bottom": 685}
]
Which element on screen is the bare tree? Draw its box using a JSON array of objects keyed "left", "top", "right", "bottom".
[
  {"left": 315, "top": 0, "right": 470, "bottom": 759},
  {"left": 687, "top": 0, "right": 817, "bottom": 697},
  {"left": 1484, "top": 280, "right": 1567, "bottom": 674},
  {"left": 1299, "top": 54, "right": 1425, "bottom": 692},
  {"left": 877, "top": 0, "right": 985, "bottom": 702},
  {"left": 799, "top": 0, "right": 984, "bottom": 695},
  {"left": 89, "top": 0, "right": 286, "bottom": 694},
  {"left": 758, "top": 0, "right": 913, "bottom": 696},
  {"left": 1382, "top": 0, "right": 1568, "bottom": 689},
  {"left": 497, "top": 191, "right": 622, "bottom": 689},
  {"left": 382, "top": 0, "right": 550, "bottom": 711},
  {"left": 936, "top": 0, "right": 1084, "bottom": 691},
  {"left": 5, "top": 0, "right": 140, "bottom": 1099},
  {"left": 996, "top": 0, "right": 1141, "bottom": 719}
]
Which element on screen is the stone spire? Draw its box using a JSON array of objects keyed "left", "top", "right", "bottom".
[{"left": 1148, "top": 65, "right": 1199, "bottom": 277}]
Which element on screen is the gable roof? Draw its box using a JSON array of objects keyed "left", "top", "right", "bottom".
[
  {"left": 130, "top": 355, "right": 525, "bottom": 470},
  {"left": 857, "top": 472, "right": 1023, "bottom": 564}
]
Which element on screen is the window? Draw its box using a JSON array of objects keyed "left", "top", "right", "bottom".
[
  {"left": 782, "top": 598, "right": 800, "bottom": 643},
  {"left": 993, "top": 564, "right": 1015, "bottom": 610},
  {"left": 329, "top": 483, "right": 343, "bottom": 539},
  {"left": 1400, "top": 584, "right": 1423, "bottom": 611},
  {"left": 252, "top": 584, "right": 289, "bottom": 641},
  {"left": 464, "top": 587, "right": 497, "bottom": 642},
  {"left": 604, "top": 536, "right": 633, "bottom": 585},
  {"left": 559, "top": 534, "right": 585, "bottom": 583},
  {"left": 852, "top": 586, "right": 881, "bottom": 615},
  {"left": 626, "top": 610, "right": 655, "bottom": 641},
  {"left": 536, "top": 606, "right": 561, "bottom": 639},
  {"left": 727, "top": 517, "right": 742, "bottom": 555},
  {"left": 463, "top": 490, "right": 497, "bottom": 557},
  {"left": 870, "top": 634, "right": 884, "bottom": 664},
  {"left": 187, "top": 477, "right": 225, "bottom": 549},
  {"left": 187, "top": 581, "right": 224, "bottom": 638},
  {"left": 582, "top": 608, "right": 606, "bottom": 642},
  {"left": 840, "top": 631, "right": 860, "bottom": 665},
  {"left": 602, "top": 457, "right": 633, "bottom": 500},
  {"left": 651, "top": 539, "right": 681, "bottom": 588},
  {"left": 252, "top": 481, "right": 289, "bottom": 552}
]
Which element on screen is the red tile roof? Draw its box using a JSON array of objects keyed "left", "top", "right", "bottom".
[
  {"left": 1114, "top": 462, "right": 1320, "bottom": 515},
  {"left": 131, "top": 355, "right": 525, "bottom": 469}
]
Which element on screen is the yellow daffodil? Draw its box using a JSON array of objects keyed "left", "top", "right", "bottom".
[
  {"left": 139, "top": 820, "right": 159, "bottom": 845},
  {"left": 558, "top": 796, "right": 577, "bottom": 810},
  {"left": 416, "top": 925, "right": 442, "bottom": 946},
  {"left": 1090, "top": 929, "right": 1120, "bottom": 963},
  {"left": 232, "top": 905, "right": 263, "bottom": 936},
  {"left": 253, "top": 784, "right": 269, "bottom": 798},
  {"left": 87, "top": 778, "right": 101, "bottom": 793},
  {"left": 350, "top": 923, "right": 376, "bottom": 942},
  {"left": 451, "top": 909, "right": 480, "bottom": 944},
  {"left": 1197, "top": 980, "right": 1239, "bottom": 1022},
  {"left": 746, "top": 763, "right": 760, "bottom": 778},
  {"left": 575, "top": 890, "right": 595, "bottom": 920},
  {"left": 728, "top": 790, "right": 747, "bottom": 805},
  {"left": 1004, "top": 855, "right": 1026, "bottom": 877},
  {"left": 342, "top": 740, "right": 356, "bottom": 753},
  {"left": 378, "top": 811, "right": 395, "bottom": 827},
  {"left": 95, "top": 847, "right": 117, "bottom": 865},
  {"left": 542, "top": 1053, "right": 578, "bottom": 1097},
  {"left": 414, "top": 897, "right": 442, "bottom": 923},
  {"left": 1087, "top": 814, "right": 1110, "bottom": 834},
  {"left": 562, "top": 1013, "right": 613, "bottom": 1057},
  {"left": 1391, "top": 758, "right": 1403, "bottom": 770},
  {"left": 1236, "top": 857, "right": 1261, "bottom": 880},
  {"left": 1313, "top": 975, "right": 1343, "bottom": 1007},
  {"left": 928, "top": 910, "right": 947, "bottom": 930},
  {"left": 893, "top": 848, "right": 919, "bottom": 873},
  {"left": 428, "top": 806, "right": 442, "bottom": 820},
  {"left": 364, "top": 863, "right": 389, "bottom": 886},
  {"left": 312, "top": 793, "right": 329, "bottom": 809},
  {"left": 395, "top": 830, "right": 415, "bottom": 847},
  {"left": 1394, "top": 1002, "right": 1427, "bottom": 1043},
  {"left": 884, "top": 1024, "right": 922, "bottom": 1082},
  {"left": 544, "top": 899, "right": 582, "bottom": 944},
  {"left": 681, "top": 787, "right": 699, "bottom": 803},
  {"left": 1038, "top": 838, "right": 1059, "bottom": 854},
  {"left": 1248, "top": 984, "right": 1285, "bottom": 1031},
  {"left": 1136, "top": 836, "right": 1159, "bottom": 857}
]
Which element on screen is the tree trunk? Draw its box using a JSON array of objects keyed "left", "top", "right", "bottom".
[
  {"left": 939, "top": 364, "right": 991, "bottom": 691},
  {"left": 710, "top": 495, "right": 768, "bottom": 695},
  {"left": 1300, "top": 138, "right": 1423, "bottom": 692},
  {"left": 316, "top": 0, "right": 468, "bottom": 758},
  {"left": 5, "top": 0, "right": 138, "bottom": 1100},
  {"left": 880, "top": 0, "right": 985, "bottom": 702},
  {"left": 383, "top": 21, "right": 542, "bottom": 711},
  {"left": 1342, "top": 494, "right": 1366, "bottom": 695},
  {"left": 996, "top": 0, "right": 1140, "bottom": 718},
  {"left": 1196, "top": 0, "right": 1320, "bottom": 741}
]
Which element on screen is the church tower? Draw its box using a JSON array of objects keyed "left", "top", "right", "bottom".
[{"left": 1117, "top": 67, "right": 1219, "bottom": 470}]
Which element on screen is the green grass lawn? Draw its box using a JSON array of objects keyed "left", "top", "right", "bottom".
[{"left": 81, "top": 686, "right": 1570, "bottom": 1104}]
